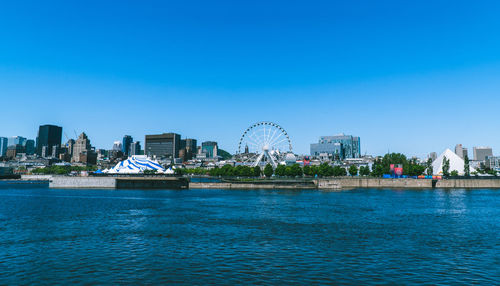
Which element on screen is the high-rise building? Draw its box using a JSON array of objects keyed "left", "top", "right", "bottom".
[
  {"left": 8, "top": 136, "right": 27, "bottom": 147},
  {"left": 130, "top": 141, "right": 141, "bottom": 156},
  {"left": 72, "top": 133, "right": 93, "bottom": 163},
  {"left": 429, "top": 152, "right": 437, "bottom": 162},
  {"left": 36, "top": 125, "right": 62, "bottom": 157},
  {"left": 0, "top": 137, "right": 7, "bottom": 157},
  {"left": 24, "top": 139, "right": 35, "bottom": 155},
  {"left": 112, "top": 141, "right": 122, "bottom": 151},
  {"left": 180, "top": 138, "right": 197, "bottom": 160},
  {"left": 310, "top": 134, "right": 360, "bottom": 159},
  {"left": 454, "top": 144, "right": 468, "bottom": 159},
  {"left": 145, "top": 133, "right": 181, "bottom": 158},
  {"left": 473, "top": 147, "right": 493, "bottom": 162},
  {"left": 201, "top": 141, "right": 218, "bottom": 158},
  {"left": 122, "top": 135, "right": 133, "bottom": 156}
]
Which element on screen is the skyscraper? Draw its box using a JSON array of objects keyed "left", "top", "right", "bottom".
[
  {"left": 8, "top": 136, "right": 27, "bottom": 147},
  {"left": 24, "top": 139, "right": 35, "bottom": 155},
  {"left": 130, "top": 141, "right": 142, "bottom": 156},
  {"left": 201, "top": 141, "right": 218, "bottom": 158},
  {"left": 145, "top": 133, "right": 181, "bottom": 158},
  {"left": 454, "top": 144, "right": 468, "bottom": 159},
  {"left": 122, "top": 135, "right": 133, "bottom": 156},
  {"left": 0, "top": 137, "right": 8, "bottom": 157},
  {"left": 473, "top": 147, "right": 493, "bottom": 161},
  {"left": 72, "top": 133, "right": 92, "bottom": 163},
  {"left": 36, "top": 124, "right": 62, "bottom": 157}
]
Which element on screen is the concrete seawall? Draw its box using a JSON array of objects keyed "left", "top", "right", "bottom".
[
  {"left": 435, "top": 179, "right": 500, "bottom": 188},
  {"left": 189, "top": 182, "right": 317, "bottom": 189},
  {"left": 49, "top": 176, "right": 189, "bottom": 189},
  {"left": 47, "top": 176, "right": 500, "bottom": 190},
  {"left": 317, "top": 178, "right": 433, "bottom": 189},
  {"left": 50, "top": 177, "right": 117, "bottom": 188}
]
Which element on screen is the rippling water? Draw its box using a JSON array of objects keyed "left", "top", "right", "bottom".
[{"left": 0, "top": 181, "right": 499, "bottom": 284}]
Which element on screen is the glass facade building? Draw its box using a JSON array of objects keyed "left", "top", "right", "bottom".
[
  {"left": 0, "top": 137, "right": 7, "bottom": 157},
  {"left": 36, "top": 125, "right": 62, "bottom": 157},
  {"left": 122, "top": 135, "right": 133, "bottom": 156},
  {"left": 310, "top": 134, "right": 360, "bottom": 159},
  {"left": 145, "top": 133, "right": 181, "bottom": 158}
]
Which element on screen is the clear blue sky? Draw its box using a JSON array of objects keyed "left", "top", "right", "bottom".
[{"left": 1, "top": 0, "right": 500, "bottom": 157}]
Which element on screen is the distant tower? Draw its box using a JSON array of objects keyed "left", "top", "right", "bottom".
[{"left": 245, "top": 144, "right": 249, "bottom": 154}]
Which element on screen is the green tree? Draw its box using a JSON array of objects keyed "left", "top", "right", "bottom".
[
  {"left": 303, "top": 165, "right": 312, "bottom": 176},
  {"left": 290, "top": 164, "right": 303, "bottom": 177},
  {"left": 442, "top": 156, "right": 450, "bottom": 177},
  {"left": 359, "top": 166, "right": 370, "bottom": 176},
  {"left": 348, "top": 165, "right": 358, "bottom": 176},
  {"left": 319, "top": 163, "right": 333, "bottom": 177},
  {"left": 450, "top": 170, "right": 459, "bottom": 176},
  {"left": 333, "top": 166, "right": 347, "bottom": 177},
  {"left": 426, "top": 158, "right": 433, "bottom": 176},
  {"left": 464, "top": 155, "right": 470, "bottom": 177},
  {"left": 275, "top": 165, "right": 286, "bottom": 176},
  {"left": 264, "top": 164, "right": 274, "bottom": 178},
  {"left": 253, "top": 166, "right": 261, "bottom": 177}
]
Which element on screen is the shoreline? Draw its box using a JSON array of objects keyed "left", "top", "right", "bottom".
[{"left": 15, "top": 175, "right": 500, "bottom": 190}]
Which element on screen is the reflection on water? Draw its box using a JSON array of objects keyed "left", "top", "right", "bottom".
[{"left": 0, "top": 182, "right": 499, "bottom": 284}]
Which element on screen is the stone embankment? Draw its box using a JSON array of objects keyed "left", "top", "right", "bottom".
[
  {"left": 50, "top": 176, "right": 188, "bottom": 189},
  {"left": 44, "top": 176, "right": 500, "bottom": 190}
]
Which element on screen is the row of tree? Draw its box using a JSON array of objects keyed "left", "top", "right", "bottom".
[{"left": 32, "top": 165, "right": 97, "bottom": 175}]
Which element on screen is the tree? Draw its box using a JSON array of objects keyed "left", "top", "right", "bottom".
[
  {"left": 359, "top": 166, "right": 370, "bottom": 176},
  {"left": 442, "top": 156, "right": 450, "bottom": 177},
  {"left": 348, "top": 165, "right": 358, "bottom": 176},
  {"left": 264, "top": 164, "right": 274, "bottom": 178},
  {"left": 333, "top": 166, "right": 347, "bottom": 177},
  {"left": 319, "top": 163, "right": 333, "bottom": 177},
  {"left": 303, "top": 165, "right": 312, "bottom": 176},
  {"left": 275, "top": 165, "right": 286, "bottom": 176},
  {"left": 450, "top": 170, "right": 459, "bottom": 177},
  {"left": 464, "top": 155, "right": 470, "bottom": 177},
  {"left": 253, "top": 166, "right": 261, "bottom": 177},
  {"left": 426, "top": 158, "right": 433, "bottom": 176},
  {"left": 290, "top": 164, "right": 303, "bottom": 177}
]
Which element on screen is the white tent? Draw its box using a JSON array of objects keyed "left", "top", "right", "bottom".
[
  {"left": 431, "top": 149, "right": 475, "bottom": 175},
  {"left": 106, "top": 155, "right": 166, "bottom": 174}
]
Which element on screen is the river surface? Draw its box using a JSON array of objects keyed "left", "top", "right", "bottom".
[{"left": 0, "top": 182, "right": 499, "bottom": 285}]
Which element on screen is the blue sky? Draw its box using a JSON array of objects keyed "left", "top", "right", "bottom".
[{"left": 1, "top": 0, "right": 500, "bottom": 156}]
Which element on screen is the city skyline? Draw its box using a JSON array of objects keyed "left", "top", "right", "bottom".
[{"left": 2, "top": 1, "right": 500, "bottom": 156}]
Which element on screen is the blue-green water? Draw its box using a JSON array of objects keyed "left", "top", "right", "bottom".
[{"left": 0, "top": 182, "right": 499, "bottom": 284}]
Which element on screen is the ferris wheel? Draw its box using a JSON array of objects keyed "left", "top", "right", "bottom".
[{"left": 238, "top": 121, "right": 292, "bottom": 168}]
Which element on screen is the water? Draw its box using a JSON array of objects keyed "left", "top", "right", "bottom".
[{"left": 0, "top": 182, "right": 499, "bottom": 285}]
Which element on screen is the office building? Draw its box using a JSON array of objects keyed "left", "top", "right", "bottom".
[
  {"left": 122, "top": 135, "right": 133, "bottom": 156},
  {"left": 72, "top": 133, "right": 93, "bottom": 163},
  {"left": 310, "top": 134, "right": 360, "bottom": 159},
  {"left": 145, "top": 133, "right": 181, "bottom": 158},
  {"left": 0, "top": 137, "right": 7, "bottom": 157},
  {"left": 201, "top": 141, "right": 218, "bottom": 158},
  {"left": 485, "top": 156, "right": 500, "bottom": 170},
  {"left": 6, "top": 144, "right": 24, "bottom": 159},
  {"left": 429, "top": 152, "right": 437, "bottom": 162},
  {"left": 454, "top": 144, "right": 468, "bottom": 159},
  {"left": 112, "top": 141, "right": 122, "bottom": 151},
  {"left": 24, "top": 139, "right": 35, "bottom": 155},
  {"left": 130, "top": 141, "right": 142, "bottom": 156},
  {"left": 36, "top": 125, "right": 62, "bottom": 157},
  {"left": 473, "top": 147, "right": 493, "bottom": 161},
  {"left": 180, "top": 138, "right": 197, "bottom": 160},
  {"left": 8, "top": 136, "right": 27, "bottom": 147}
]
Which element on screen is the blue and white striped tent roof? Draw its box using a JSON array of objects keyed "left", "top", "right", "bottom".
[{"left": 105, "top": 156, "right": 170, "bottom": 174}]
